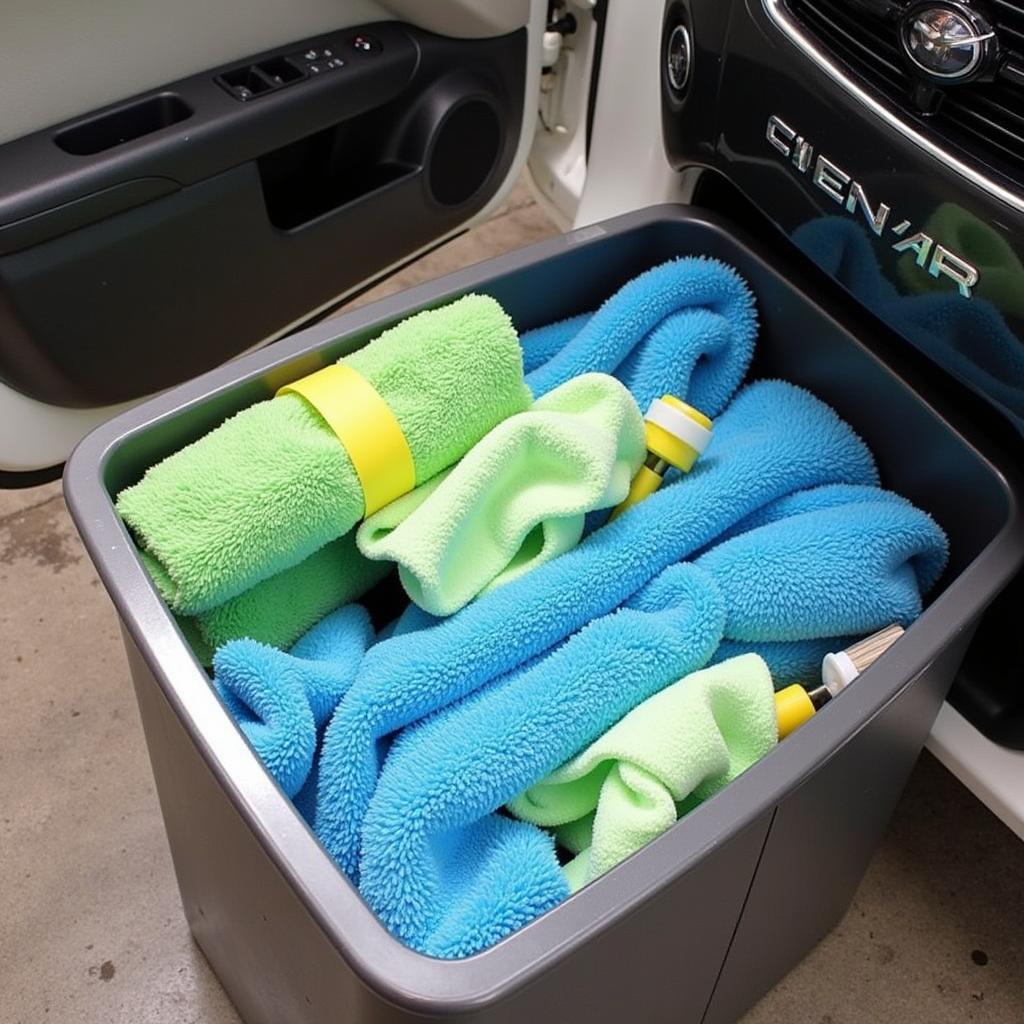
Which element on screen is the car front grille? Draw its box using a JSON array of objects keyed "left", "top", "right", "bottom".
[{"left": 783, "top": 0, "right": 1024, "bottom": 181}]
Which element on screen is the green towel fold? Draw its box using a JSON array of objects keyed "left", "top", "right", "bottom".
[
  {"left": 356, "top": 373, "right": 646, "bottom": 616},
  {"left": 117, "top": 295, "right": 529, "bottom": 615},
  {"left": 508, "top": 653, "right": 778, "bottom": 890},
  {"left": 172, "top": 530, "right": 392, "bottom": 660}
]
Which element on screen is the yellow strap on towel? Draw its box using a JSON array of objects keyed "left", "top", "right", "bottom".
[{"left": 278, "top": 365, "right": 415, "bottom": 516}]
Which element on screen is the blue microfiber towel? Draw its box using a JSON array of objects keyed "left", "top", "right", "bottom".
[
  {"left": 357, "top": 485, "right": 947, "bottom": 955},
  {"left": 793, "top": 217, "right": 1024, "bottom": 430},
  {"left": 213, "top": 604, "right": 375, "bottom": 797},
  {"left": 312, "top": 380, "right": 879, "bottom": 881},
  {"left": 693, "top": 494, "right": 947, "bottom": 643},
  {"left": 359, "top": 561, "right": 724, "bottom": 957},
  {"left": 520, "top": 314, "right": 589, "bottom": 374},
  {"left": 706, "top": 481, "right": 947, "bottom": 683},
  {"left": 713, "top": 482, "right": 909, "bottom": 545},
  {"left": 710, "top": 637, "right": 842, "bottom": 686},
  {"left": 521, "top": 257, "right": 758, "bottom": 415}
]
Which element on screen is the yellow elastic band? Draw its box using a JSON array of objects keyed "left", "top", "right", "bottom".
[{"left": 277, "top": 365, "right": 415, "bottom": 516}]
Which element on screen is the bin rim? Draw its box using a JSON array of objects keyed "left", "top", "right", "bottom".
[{"left": 64, "top": 203, "right": 1024, "bottom": 1012}]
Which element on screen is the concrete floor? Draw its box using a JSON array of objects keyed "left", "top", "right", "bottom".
[{"left": 2, "top": 181, "right": 1023, "bottom": 1024}]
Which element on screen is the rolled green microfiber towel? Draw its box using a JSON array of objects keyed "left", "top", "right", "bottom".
[
  {"left": 117, "top": 295, "right": 530, "bottom": 615},
  {"left": 356, "top": 373, "right": 647, "bottom": 616},
  {"left": 172, "top": 530, "right": 392, "bottom": 662},
  {"left": 507, "top": 653, "right": 778, "bottom": 891}
]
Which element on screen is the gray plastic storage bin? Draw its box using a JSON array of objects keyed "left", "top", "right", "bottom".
[{"left": 65, "top": 206, "right": 1024, "bottom": 1024}]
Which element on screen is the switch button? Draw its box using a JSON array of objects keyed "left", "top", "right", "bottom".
[{"left": 350, "top": 34, "right": 382, "bottom": 54}]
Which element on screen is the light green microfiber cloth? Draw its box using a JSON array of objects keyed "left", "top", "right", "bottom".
[
  {"left": 507, "top": 653, "right": 778, "bottom": 891},
  {"left": 117, "top": 295, "right": 530, "bottom": 615},
  {"left": 355, "top": 373, "right": 646, "bottom": 616},
  {"left": 167, "top": 529, "right": 392, "bottom": 663}
]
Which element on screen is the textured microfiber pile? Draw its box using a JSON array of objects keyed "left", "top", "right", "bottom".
[
  {"left": 521, "top": 256, "right": 757, "bottom": 416},
  {"left": 175, "top": 257, "right": 949, "bottom": 962},
  {"left": 508, "top": 484, "right": 949, "bottom": 891},
  {"left": 356, "top": 373, "right": 646, "bottom": 615},
  {"left": 117, "top": 295, "right": 530, "bottom": 652},
  {"left": 353, "top": 478, "right": 945, "bottom": 956},
  {"left": 213, "top": 604, "right": 375, "bottom": 798},
  {"left": 509, "top": 653, "right": 779, "bottom": 892},
  {"left": 214, "top": 452, "right": 947, "bottom": 956},
  {"left": 172, "top": 531, "right": 390, "bottom": 661},
  {"left": 310, "top": 380, "right": 880, "bottom": 885},
  {"left": 209, "top": 378, "right": 948, "bottom": 961}
]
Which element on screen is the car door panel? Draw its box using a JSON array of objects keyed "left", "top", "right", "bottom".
[
  {"left": 0, "top": 23, "right": 525, "bottom": 408},
  {"left": 0, "top": 0, "right": 394, "bottom": 148},
  {"left": 0, "top": 2, "right": 540, "bottom": 475}
]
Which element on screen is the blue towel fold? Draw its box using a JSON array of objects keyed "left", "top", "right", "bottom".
[
  {"left": 359, "top": 560, "right": 723, "bottom": 957},
  {"left": 356, "top": 485, "right": 946, "bottom": 956},
  {"left": 313, "top": 380, "right": 879, "bottom": 880},
  {"left": 706, "top": 482, "right": 947, "bottom": 684},
  {"left": 212, "top": 605, "right": 374, "bottom": 797},
  {"left": 521, "top": 257, "right": 758, "bottom": 415},
  {"left": 520, "top": 313, "right": 589, "bottom": 374},
  {"left": 694, "top": 495, "right": 947, "bottom": 643},
  {"left": 713, "top": 482, "right": 907, "bottom": 545},
  {"left": 207, "top": 377, "right": 946, "bottom": 958},
  {"left": 199, "top": 250, "right": 957, "bottom": 961},
  {"left": 710, "top": 637, "right": 841, "bottom": 685}
]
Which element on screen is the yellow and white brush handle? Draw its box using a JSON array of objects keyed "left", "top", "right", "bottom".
[
  {"left": 774, "top": 625, "right": 906, "bottom": 739},
  {"left": 610, "top": 395, "right": 713, "bottom": 521}
]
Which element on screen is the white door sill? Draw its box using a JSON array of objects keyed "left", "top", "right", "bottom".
[{"left": 928, "top": 702, "right": 1024, "bottom": 841}]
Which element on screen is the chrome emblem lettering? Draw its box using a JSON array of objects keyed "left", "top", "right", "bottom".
[{"left": 766, "top": 115, "right": 980, "bottom": 297}]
